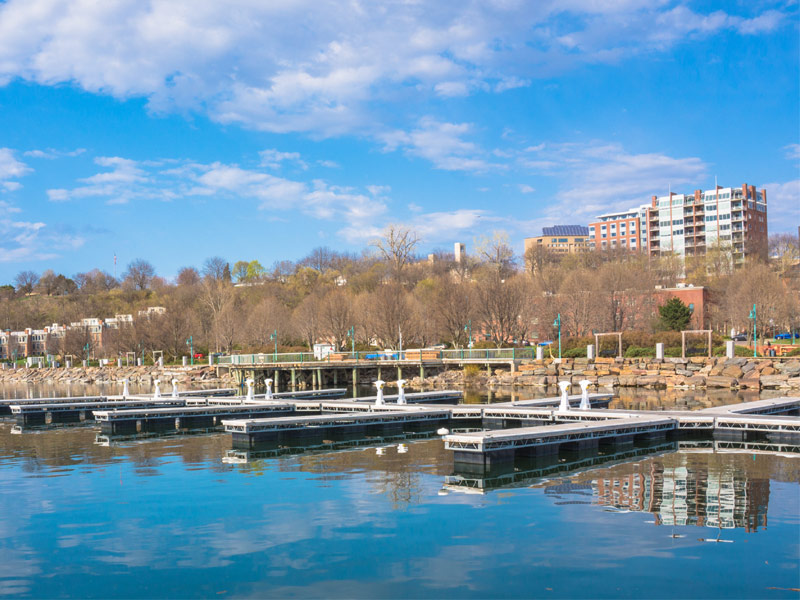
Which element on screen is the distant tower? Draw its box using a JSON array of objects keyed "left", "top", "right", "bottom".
[{"left": 454, "top": 242, "right": 466, "bottom": 263}]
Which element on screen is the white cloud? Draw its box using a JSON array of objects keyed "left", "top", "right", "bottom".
[
  {"left": 520, "top": 141, "right": 707, "bottom": 223},
  {"left": 0, "top": 148, "right": 31, "bottom": 191},
  {"left": 0, "top": 200, "right": 84, "bottom": 262},
  {"left": 23, "top": 148, "right": 85, "bottom": 159},
  {"left": 46, "top": 153, "right": 389, "bottom": 240},
  {"left": 0, "top": 1, "right": 784, "bottom": 136},
  {"left": 518, "top": 184, "right": 535, "bottom": 194},
  {"left": 760, "top": 180, "right": 800, "bottom": 231},
  {"left": 380, "top": 117, "right": 499, "bottom": 172},
  {"left": 258, "top": 149, "right": 307, "bottom": 170},
  {"left": 784, "top": 144, "right": 800, "bottom": 161}
]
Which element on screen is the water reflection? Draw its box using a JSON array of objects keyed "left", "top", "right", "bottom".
[{"left": 1, "top": 384, "right": 799, "bottom": 598}]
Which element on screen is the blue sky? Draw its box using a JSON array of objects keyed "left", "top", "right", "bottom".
[{"left": 0, "top": 0, "right": 798, "bottom": 282}]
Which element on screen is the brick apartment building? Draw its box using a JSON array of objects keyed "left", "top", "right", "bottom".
[
  {"left": 588, "top": 206, "right": 649, "bottom": 251},
  {"left": 647, "top": 183, "right": 768, "bottom": 263},
  {"left": 524, "top": 225, "right": 590, "bottom": 256}
]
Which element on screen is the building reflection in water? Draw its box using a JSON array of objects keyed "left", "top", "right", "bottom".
[
  {"left": 447, "top": 441, "right": 796, "bottom": 534},
  {"left": 590, "top": 457, "right": 769, "bottom": 532}
]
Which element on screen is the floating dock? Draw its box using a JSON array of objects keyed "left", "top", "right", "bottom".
[
  {"left": 94, "top": 402, "right": 296, "bottom": 435},
  {"left": 224, "top": 409, "right": 451, "bottom": 448}
]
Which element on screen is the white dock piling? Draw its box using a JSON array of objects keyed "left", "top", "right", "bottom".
[
  {"left": 579, "top": 380, "right": 591, "bottom": 409},
  {"left": 558, "top": 381, "right": 571, "bottom": 412},
  {"left": 375, "top": 380, "right": 386, "bottom": 406},
  {"left": 397, "top": 379, "right": 407, "bottom": 405}
]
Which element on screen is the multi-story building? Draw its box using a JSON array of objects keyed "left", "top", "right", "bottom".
[
  {"left": 524, "top": 225, "right": 590, "bottom": 257},
  {"left": 647, "top": 183, "right": 768, "bottom": 263},
  {"left": 588, "top": 205, "right": 649, "bottom": 251}
]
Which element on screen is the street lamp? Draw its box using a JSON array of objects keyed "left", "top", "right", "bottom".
[
  {"left": 553, "top": 313, "right": 562, "bottom": 360},
  {"left": 347, "top": 326, "right": 355, "bottom": 357},
  {"left": 270, "top": 329, "right": 278, "bottom": 361},
  {"left": 464, "top": 319, "right": 473, "bottom": 349},
  {"left": 186, "top": 335, "right": 193, "bottom": 365},
  {"left": 748, "top": 304, "right": 757, "bottom": 358}
]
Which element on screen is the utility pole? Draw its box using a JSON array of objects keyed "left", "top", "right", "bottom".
[
  {"left": 749, "top": 304, "right": 757, "bottom": 357},
  {"left": 186, "top": 335, "right": 193, "bottom": 365},
  {"left": 270, "top": 329, "right": 278, "bottom": 361}
]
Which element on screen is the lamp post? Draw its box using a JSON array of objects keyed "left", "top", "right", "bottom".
[
  {"left": 553, "top": 313, "right": 562, "bottom": 360},
  {"left": 464, "top": 319, "right": 473, "bottom": 349},
  {"left": 748, "top": 304, "right": 757, "bottom": 358},
  {"left": 186, "top": 335, "right": 193, "bottom": 366},
  {"left": 270, "top": 329, "right": 278, "bottom": 361},
  {"left": 347, "top": 326, "right": 355, "bottom": 357}
]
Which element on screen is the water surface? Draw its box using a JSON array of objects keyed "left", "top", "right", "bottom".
[{"left": 0, "top": 385, "right": 798, "bottom": 598}]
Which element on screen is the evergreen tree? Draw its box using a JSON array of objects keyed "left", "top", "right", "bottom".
[
  {"left": 658, "top": 297, "right": 692, "bottom": 331},
  {"left": 222, "top": 263, "right": 232, "bottom": 283}
]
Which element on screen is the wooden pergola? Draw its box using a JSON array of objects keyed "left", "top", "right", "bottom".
[
  {"left": 681, "top": 330, "right": 712, "bottom": 359},
  {"left": 595, "top": 332, "right": 623, "bottom": 359}
]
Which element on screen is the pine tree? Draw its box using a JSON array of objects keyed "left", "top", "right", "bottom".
[{"left": 658, "top": 297, "right": 692, "bottom": 331}]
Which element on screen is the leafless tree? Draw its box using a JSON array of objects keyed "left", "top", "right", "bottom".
[
  {"left": 319, "top": 289, "right": 354, "bottom": 349},
  {"left": 14, "top": 270, "right": 39, "bottom": 294},
  {"left": 176, "top": 267, "right": 201, "bottom": 287},
  {"left": 474, "top": 230, "right": 516, "bottom": 277},
  {"left": 123, "top": 259, "right": 156, "bottom": 290},
  {"left": 372, "top": 225, "right": 420, "bottom": 281},
  {"left": 202, "top": 256, "right": 229, "bottom": 281}
]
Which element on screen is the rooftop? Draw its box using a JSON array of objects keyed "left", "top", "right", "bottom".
[{"left": 541, "top": 225, "right": 589, "bottom": 237}]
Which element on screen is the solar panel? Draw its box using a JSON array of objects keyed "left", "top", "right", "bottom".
[{"left": 541, "top": 225, "right": 589, "bottom": 236}]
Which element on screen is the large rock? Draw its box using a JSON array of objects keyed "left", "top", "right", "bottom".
[
  {"left": 760, "top": 375, "right": 790, "bottom": 389},
  {"left": 706, "top": 376, "right": 738, "bottom": 388},
  {"left": 721, "top": 366, "right": 744, "bottom": 378}
]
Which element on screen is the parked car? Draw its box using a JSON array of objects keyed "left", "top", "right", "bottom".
[
  {"left": 775, "top": 333, "right": 793, "bottom": 340},
  {"left": 731, "top": 334, "right": 748, "bottom": 342}
]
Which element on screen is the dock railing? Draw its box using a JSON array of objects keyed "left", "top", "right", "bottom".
[{"left": 216, "top": 347, "right": 539, "bottom": 366}]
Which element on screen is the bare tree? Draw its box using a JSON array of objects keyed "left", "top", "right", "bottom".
[
  {"left": 176, "top": 267, "right": 201, "bottom": 287},
  {"left": 474, "top": 230, "right": 516, "bottom": 277},
  {"left": 769, "top": 233, "right": 800, "bottom": 278},
  {"left": 202, "top": 256, "right": 229, "bottom": 281},
  {"left": 319, "top": 289, "right": 354, "bottom": 349},
  {"left": 372, "top": 225, "right": 420, "bottom": 281},
  {"left": 292, "top": 293, "right": 323, "bottom": 350},
  {"left": 14, "top": 270, "right": 39, "bottom": 294},
  {"left": 427, "top": 278, "right": 474, "bottom": 347},
  {"left": 475, "top": 273, "right": 527, "bottom": 346},
  {"left": 123, "top": 259, "right": 156, "bottom": 290}
]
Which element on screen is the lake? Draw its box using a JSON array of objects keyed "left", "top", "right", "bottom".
[{"left": 0, "top": 383, "right": 798, "bottom": 598}]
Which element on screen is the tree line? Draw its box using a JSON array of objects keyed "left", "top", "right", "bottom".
[{"left": 1, "top": 228, "right": 798, "bottom": 361}]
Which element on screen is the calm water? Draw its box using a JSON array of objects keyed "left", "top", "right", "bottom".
[{"left": 1, "top": 384, "right": 798, "bottom": 599}]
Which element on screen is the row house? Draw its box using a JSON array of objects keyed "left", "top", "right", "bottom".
[{"left": 1, "top": 308, "right": 163, "bottom": 361}]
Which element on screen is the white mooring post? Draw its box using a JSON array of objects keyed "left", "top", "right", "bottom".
[
  {"left": 265, "top": 378, "right": 273, "bottom": 400},
  {"left": 375, "top": 380, "right": 386, "bottom": 406},
  {"left": 579, "top": 379, "right": 591, "bottom": 410},
  {"left": 122, "top": 378, "right": 130, "bottom": 398},
  {"left": 726, "top": 340, "right": 735, "bottom": 359},
  {"left": 245, "top": 378, "right": 254, "bottom": 403},
  {"left": 558, "top": 380, "right": 571, "bottom": 412},
  {"left": 396, "top": 379, "right": 407, "bottom": 404},
  {"left": 587, "top": 344, "right": 595, "bottom": 360},
  {"left": 153, "top": 379, "right": 161, "bottom": 399},
  {"left": 117, "top": 358, "right": 122, "bottom": 368},
  {"left": 182, "top": 356, "right": 188, "bottom": 367},
  {"left": 158, "top": 356, "right": 164, "bottom": 368},
  {"left": 208, "top": 355, "right": 213, "bottom": 366},
  {"left": 656, "top": 343, "right": 664, "bottom": 360},
  {"left": 171, "top": 379, "right": 179, "bottom": 398}
]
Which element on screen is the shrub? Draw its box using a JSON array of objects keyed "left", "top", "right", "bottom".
[
  {"left": 624, "top": 346, "right": 654, "bottom": 358},
  {"left": 562, "top": 347, "right": 587, "bottom": 358},
  {"left": 784, "top": 347, "right": 800, "bottom": 357},
  {"left": 463, "top": 365, "right": 481, "bottom": 378}
]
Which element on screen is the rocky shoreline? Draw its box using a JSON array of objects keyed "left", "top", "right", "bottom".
[
  {"left": 1, "top": 357, "right": 799, "bottom": 392},
  {"left": 405, "top": 357, "right": 800, "bottom": 392},
  {"left": 0, "top": 365, "right": 233, "bottom": 386}
]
